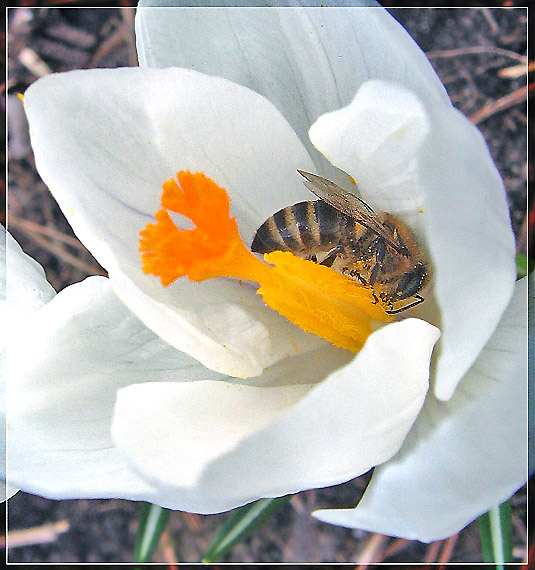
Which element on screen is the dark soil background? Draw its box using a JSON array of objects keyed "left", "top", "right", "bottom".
[{"left": 3, "top": 1, "right": 529, "bottom": 564}]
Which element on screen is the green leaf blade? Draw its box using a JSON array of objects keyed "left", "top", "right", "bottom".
[
  {"left": 516, "top": 252, "right": 533, "bottom": 279},
  {"left": 134, "top": 502, "right": 171, "bottom": 563},
  {"left": 203, "top": 495, "right": 292, "bottom": 563},
  {"left": 477, "top": 499, "right": 513, "bottom": 566}
]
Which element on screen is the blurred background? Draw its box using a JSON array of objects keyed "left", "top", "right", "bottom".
[{"left": 4, "top": 1, "right": 529, "bottom": 564}]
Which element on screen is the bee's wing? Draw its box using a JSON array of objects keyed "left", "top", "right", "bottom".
[{"left": 297, "top": 170, "right": 402, "bottom": 252}]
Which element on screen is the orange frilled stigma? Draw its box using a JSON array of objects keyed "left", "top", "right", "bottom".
[{"left": 140, "top": 171, "right": 392, "bottom": 352}]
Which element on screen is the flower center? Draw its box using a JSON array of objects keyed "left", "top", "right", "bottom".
[{"left": 139, "top": 171, "right": 392, "bottom": 352}]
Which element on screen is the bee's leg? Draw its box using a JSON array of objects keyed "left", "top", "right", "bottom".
[
  {"left": 370, "top": 291, "right": 381, "bottom": 306},
  {"left": 386, "top": 294, "right": 425, "bottom": 314},
  {"left": 348, "top": 270, "right": 379, "bottom": 304},
  {"left": 353, "top": 272, "right": 367, "bottom": 286},
  {"left": 368, "top": 238, "right": 386, "bottom": 286},
  {"left": 319, "top": 247, "right": 341, "bottom": 268}
]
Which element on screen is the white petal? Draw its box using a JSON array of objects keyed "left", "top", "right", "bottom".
[
  {"left": 112, "top": 318, "right": 439, "bottom": 513},
  {"left": 529, "top": 274, "right": 535, "bottom": 475},
  {"left": 419, "top": 108, "right": 516, "bottom": 400},
  {"left": 2, "top": 227, "right": 55, "bottom": 316},
  {"left": 309, "top": 82, "right": 516, "bottom": 401},
  {"left": 7, "top": 275, "right": 225, "bottom": 503},
  {"left": 109, "top": 270, "right": 327, "bottom": 380},
  {"left": 135, "top": 6, "right": 450, "bottom": 179},
  {"left": 2, "top": 484, "right": 18, "bottom": 502},
  {"left": 313, "top": 277, "right": 527, "bottom": 542},
  {"left": 309, "top": 80, "right": 431, "bottom": 228},
  {"left": 1, "top": 229, "right": 55, "bottom": 500},
  {"left": 23, "top": 67, "right": 323, "bottom": 377}
]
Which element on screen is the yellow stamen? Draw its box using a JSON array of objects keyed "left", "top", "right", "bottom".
[{"left": 140, "top": 171, "right": 392, "bottom": 351}]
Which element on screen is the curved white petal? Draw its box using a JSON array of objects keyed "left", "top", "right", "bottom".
[
  {"left": 419, "top": 108, "right": 516, "bottom": 400},
  {"left": 309, "top": 80, "right": 431, "bottom": 231},
  {"left": 313, "top": 277, "right": 527, "bottom": 542},
  {"left": 112, "top": 318, "right": 439, "bottom": 513},
  {"left": 2, "top": 227, "right": 55, "bottom": 317},
  {"left": 7, "top": 275, "right": 225, "bottom": 503},
  {"left": 139, "top": 0, "right": 381, "bottom": 6},
  {"left": 1, "top": 228, "right": 55, "bottom": 500},
  {"left": 309, "top": 81, "right": 516, "bottom": 401},
  {"left": 2, "top": 484, "right": 18, "bottom": 502},
  {"left": 135, "top": 5, "right": 450, "bottom": 179},
  {"left": 23, "top": 67, "right": 324, "bottom": 377},
  {"left": 529, "top": 273, "right": 535, "bottom": 475}
]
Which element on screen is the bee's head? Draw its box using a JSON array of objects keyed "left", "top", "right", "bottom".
[{"left": 394, "top": 263, "right": 428, "bottom": 301}]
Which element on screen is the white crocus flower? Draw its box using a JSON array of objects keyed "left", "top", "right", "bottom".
[{"left": 7, "top": 5, "right": 526, "bottom": 543}]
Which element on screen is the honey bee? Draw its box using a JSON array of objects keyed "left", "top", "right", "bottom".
[{"left": 251, "top": 170, "right": 428, "bottom": 314}]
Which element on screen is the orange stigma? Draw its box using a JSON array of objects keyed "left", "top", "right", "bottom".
[{"left": 140, "top": 171, "right": 391, "bottom": 351}]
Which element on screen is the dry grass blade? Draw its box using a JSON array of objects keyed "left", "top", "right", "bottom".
[
  {"left": 481, "top": 8, "right": 499, "bottom": 35},
  {"left": 427, "top": 45, "right": 527, "bottom": 63},
  {"left": 423, "top": 540, "right": 442, "bottom": 563},
  {"left": 354, "top": 533, "right": 388, "bottom": 567},
  {"left": 9, "top": 217, "right": 88, "bottom": 250},
  {"left": 46, "top": 21, "right": 96, "bottom": 49},
  {"left": 498, "top": 60, "right": 534, "bottom": 79},
  {"left": 5, "top": 521, "right": 69, "bottom": 549},
  {"left": 8, "top": 217, "right": 106, "bottom": 276},
  {"left": 183, "top": 512, "right": 204, "bottom": 534},
  {"left": 516, "top": 213, "right": 528, "bottom": 256},
  {"left": 88, "top": 22, "right": 127, "bottom": 67},
  {"left": 438, "top": 533, "right": 459, "bottom": 563},
  {"left": 121, "top": 7, "right": 138, "bottom": 67},
  {"left": 18, "top": 46, "right": 52, "bottom": 77},
  {"left": 381, "top": 538, "right": 410, "bottom": 560},
  {"left": 470, "top": 84, "right": 529, "bottom": 124},
  {"left": 89, "top": 10, "right": 136, "bottom": 68}
]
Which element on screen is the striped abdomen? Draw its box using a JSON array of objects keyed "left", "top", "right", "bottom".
[{"left": 251, "top": 200, "right": 364, "bottom": 259}]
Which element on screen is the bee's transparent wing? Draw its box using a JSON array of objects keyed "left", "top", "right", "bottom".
[{"left": 297, "top": 170, "right": 402, "bottom": 251}]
